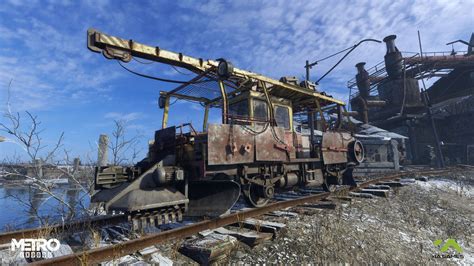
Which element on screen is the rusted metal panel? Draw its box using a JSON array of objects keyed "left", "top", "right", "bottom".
[
  {"left": 321, "top": 132, "right": 353, "bottom": 164},
  {"left": 207, "top": 124, "right": 254, "bottom": 165},
  {"left": 285, "top": 132, "right": 296, "bottom": 159},
  {"left": 255, "top": 126, "right": 288, "bottom": 161}
]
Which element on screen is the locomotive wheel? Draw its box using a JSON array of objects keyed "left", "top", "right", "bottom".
[
  {"left": 348, "top": 140, "right": 365, "bottom": 164},
  {"left": 243, "top": 183, "right": 270, "bottom": 207}
]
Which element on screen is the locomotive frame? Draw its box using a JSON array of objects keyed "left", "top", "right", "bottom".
[{"left": 88, "top": 28, "right": 364, "bottom": 221}]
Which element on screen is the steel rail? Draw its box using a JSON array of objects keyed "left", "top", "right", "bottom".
[
  {"left": 0, "top": 214, "right": 127, "bottom": 245},
  {"left": 31, "top": 168, "right": 452, "bottom": 265}
]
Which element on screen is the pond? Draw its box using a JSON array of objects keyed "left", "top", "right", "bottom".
[{"left": 0, "top": 184, "right": 91, "bottom": 231}]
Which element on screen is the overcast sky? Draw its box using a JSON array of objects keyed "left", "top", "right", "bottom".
[{"left": 0, "top": 0, "right": 472, "bottom": 162}]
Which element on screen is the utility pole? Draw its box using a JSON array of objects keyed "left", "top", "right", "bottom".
[{"left": 305, "top": 60, "right": 315, "bottom": 81}]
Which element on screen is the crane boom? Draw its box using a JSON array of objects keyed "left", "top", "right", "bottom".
[{"left": 87, "top": 28, "right": 344, "bottom": 105}]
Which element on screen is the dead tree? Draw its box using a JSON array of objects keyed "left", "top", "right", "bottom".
[
  {"left": 0, "top": 81, "right": 93, "bottom": 226},
  {"left": 108, "top": 119, "right": 141, "bottom": 166}
]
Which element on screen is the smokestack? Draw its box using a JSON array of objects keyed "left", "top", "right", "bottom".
[
  {"left": 384, "top": 35, "right": 399, "bottom": 53},
  {"left": 355, "top": 62, "right": 370, "bottom": 99},
  {"left": 98, "top": 134, "right": 109, "bottom": 167},
  {"left": 383, "top": 35, "right": 403, "bottom": 79}
]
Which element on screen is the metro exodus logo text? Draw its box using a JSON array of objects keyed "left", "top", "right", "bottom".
[{"left": 10, "top": 238, "right": 60, "bottom": 259}]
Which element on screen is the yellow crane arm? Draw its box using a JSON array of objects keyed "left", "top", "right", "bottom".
[{"left": 87, "top": 28, "right": 344, "bottom": 105}]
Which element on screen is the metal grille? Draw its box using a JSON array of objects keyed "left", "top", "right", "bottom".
[{"left": 167, "top": 73, "right": 239, "bottom": 107}]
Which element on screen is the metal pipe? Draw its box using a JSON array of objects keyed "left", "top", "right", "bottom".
[
  {"left": 203, "top": 104, "right": 209, "bottom": 131},
  {"left": 384, "top": 35, "right": 398, "bottom": 54},
  {"left": 355, "top": 62, "right": 370, "bottom": 99},
  {"left": 314, "top": 99, "right": 327, "bottom": 131},
  {"left": 308, "top": 110, "right": 315, "bottom": 155},
  {"left": 417, "top": 31, "right": 445, "bottom": 168},
  {"left": 161, "top": 96, "right": 170, "bottom": 129},
  {"left": 218, "top": 80, "right": 228, "bottom": 124},
  {"left": 383, "top": 35, "right": 403, "bottom": 79}
]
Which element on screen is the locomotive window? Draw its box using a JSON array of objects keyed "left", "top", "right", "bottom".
[
  {"left": 253, "top": 99, "right": 268, "bottom": 122},
  {"left": 229, "top": 100, "right": 248, "bottom": 117},
  {"left": 229, "top": 100, "right": 250, "bottom": 125},
  {"left": 274, "top": 105, "right": 290, "bottom": 129}
]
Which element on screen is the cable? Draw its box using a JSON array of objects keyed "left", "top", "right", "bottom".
[
  {"left": 316, "top": 39, "right": 381, "bottom": 84},
  {"left": 241, "top": 122, "right": 270, "bottom": 135},
  {"left": 171, "top": 66, "right": 193, "bottom": 76},
  {"left": 117, "top": 61, "right": 209, "bottom": 84},
  {"left": 133, "top": 57, "right": 195, "bottom": 76},
  {"left": 132, "top": 57, "right": 155, "bottom": 64},
  {"left": 308, "top": 46, "right": 353, "bottom": 66},
  {"left": 168, "top": 98, "right": 179, "bottom": 105}
]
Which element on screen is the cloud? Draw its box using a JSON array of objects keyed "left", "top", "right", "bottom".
[
  {"left": 0, "top": 5, "right": 125, "bottom": 112},
  {"left": 167, "top": 0, "right": 472, "bottom": 103},
  {"left": 0, "top": 0, "right": 472, "bottom": 160},
  {"left": 3, "top": 0, "right": 470, "bottom": 113},
  {"left": 104, "top": 112, "right": 144, "bottom": 122}
]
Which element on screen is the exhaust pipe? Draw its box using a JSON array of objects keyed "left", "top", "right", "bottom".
[
  {"left": 383, "top": 35, "right": 403, "bottom": 79},
  {"left": 355, "top": 62, "right": 370, "bottom": 99}
]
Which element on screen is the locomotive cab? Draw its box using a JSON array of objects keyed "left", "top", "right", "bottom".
[{"left": 87, "top": 28, "right": 365, "bottom": 227}]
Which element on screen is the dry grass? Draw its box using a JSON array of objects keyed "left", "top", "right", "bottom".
[{"left": 227, "top": 172, "right": 473, "bottom": 264}]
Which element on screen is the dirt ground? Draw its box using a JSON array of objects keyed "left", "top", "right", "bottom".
[{"left": 156, "top": 170, "right": 473, "bottom": 265}]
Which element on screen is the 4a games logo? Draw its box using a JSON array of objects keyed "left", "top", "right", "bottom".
[
  {"left": 10, "top": 238, "right": 61, "bottom": 259},
  {"left": 432, "top": 239, "right": 464, "bottom": 259}
]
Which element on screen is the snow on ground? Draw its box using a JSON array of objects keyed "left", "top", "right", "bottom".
[{"left": 416, "top": 176, "right": 474, "bottom": 197}]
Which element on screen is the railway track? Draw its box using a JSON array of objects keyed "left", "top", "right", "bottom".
[
  {"left": 21, "top": 167, "right": 452, "bottom": 265},
  {"left": 0, "top": 214, "right": 127, "bottom": 246}
]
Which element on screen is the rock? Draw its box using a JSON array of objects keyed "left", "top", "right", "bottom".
[
  {"left": 0, "top": 249, "right": 28, "bottom": 264},
  {"left": 150, "top": 253, "right": 173, "bottom": 265},
  {"left": 235, "top": 250, "right": 246, "bottom": 259},
  {"left": 102, "top": 254, "right": 140, "bottom": 265},
  {"left": 139, "top": 246, "right": 159, "bottom": 256},
  {"left": 50, "top": 241, "right": 73, "bottom": 257},
  {"left": 415, "top": 176, "right": 429, "bottom": 182}
]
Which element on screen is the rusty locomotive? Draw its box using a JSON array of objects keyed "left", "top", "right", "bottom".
[{"left": 88, "top": 29, "right": 364, "bottom": 225}]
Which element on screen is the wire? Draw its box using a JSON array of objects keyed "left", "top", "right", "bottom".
[
  {"left": 240, "top": 122, "right": 270, "bottom": 135},
  {"left": 132, "top": 57, "right": 155, "bottom": 64},
  {"left": 316, "top": 39, "right": 381, "bottom": 84},
  {"left": 117, "top": 61, "right": 209, "bottom": 84},
  {"left": 171, "top": 66, "right": 193, "bottom": 76},
  {"left": 168, "top": 98, "right": 179, "bottom": 105},
  {"left": 133, "top": 57, "right": 195, "bottom": 76},
  {"left": 308, "top": 46, "right": 353, "bottom": 66}
]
